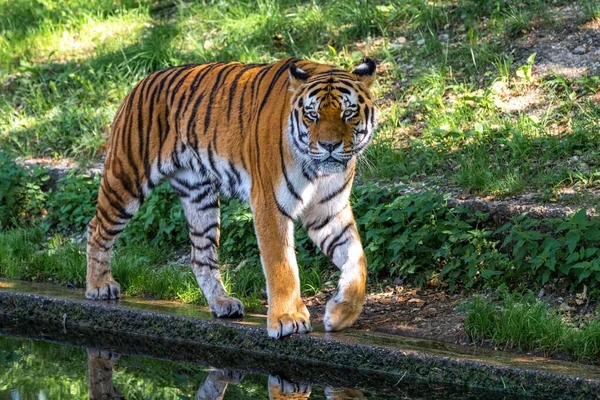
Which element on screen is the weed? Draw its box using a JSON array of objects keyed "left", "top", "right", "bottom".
[{"left": 466, "top": 291, "right": 600, "bottom": 362}]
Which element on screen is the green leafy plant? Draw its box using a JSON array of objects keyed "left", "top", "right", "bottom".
[
  {"left": 44, "top": 171, "right": 100, "bottom": 233},
  {"left": 0, "top": 152, "right": 48, "bottom": 229}
]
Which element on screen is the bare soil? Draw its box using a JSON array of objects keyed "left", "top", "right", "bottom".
[
  {"left": 511, "top": 4, "right": 600, "bottom": 78},
  {"left": 305, "top": 285, "right": 470, "bottom": 345}
]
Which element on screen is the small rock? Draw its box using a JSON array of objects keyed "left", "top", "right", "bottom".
[
  {"left": 392, "top": 296, "right": 399, "bottom": 303},
  {"left": 557, "top": 297, "right": 564, "bottom": 303},
  {"left": 438, "top": 33, "right": 449, "bottom": 42},
  {"left": 428, "top": 308, "right": 437, "bottom": 314},
  {"left": 560, "top": 303, "right": 575, "bottom": 312},
  {"left": 538, "top": 288, "right": 545, "bottom": 298},
  {"left": 394, "top": 278, "right": 404, "bottom": 285},
  {"left": 572, "top": 45, "right": 588, "bottom": 55},
  {"left": 395, "top": 36, "right": 407, "bottom": 43},
  {"left": 417, "top": 39, "right": 425, "bottom": 46},
  {"left": 408, "top": 298, "right": 424, "bottom": 304}
]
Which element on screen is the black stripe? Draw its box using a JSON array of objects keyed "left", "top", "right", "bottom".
[
  {"left": 168, "top": 66, "right": 198, "bottom": 105},
  {"left": 171, "top": 185, "right": 189, "bottom": 198},
  {"left": 226, "top": 64, "right": 260, "bottom": 122},
  {"left": 113, "top": 158, "right": 139, "bottom": 200},
  {"left": 96, "top": 206, "right": 122, "bottom": 227},
  {"left": 198, "top": 199, "right": 219, "bottom": 211},
  {"left": 279, "top": 104, "right": 302, "bottom": 202},
  {"left": 204, "top": 63, "right": 238, "bottom": 136},
  {"left": 250, "top": 62, "right": 283, "bottom": 169},
  {"left": 228, "top": 160, "right": 241, "bottom": 183},
  {"left": 99, "top": 224, "right": 124, "bottom": 237},
  {"left": 192, "top": 260, "right": 219, "bottom": 270},
  {"left": 90, "top": 238, "right": 111, "bottom": 251},
  {"left": 123, "top": 85, "right": 143, "bottom": 198},
  {"left": 274, "top": 193, "right": 293, "bottom": 220},
  {"left": 88, "top": 256, "right": 108, "bottom": 266},
  {"left": 327, "top": 238, "right": 349, "bottom": 259},
  {"left": 193, "top": 242, "right": 215, "bottom": 252},
  {"left": 189, "top": 186, "right": 214, "bottom": 203},
  {"left": 190, "top": 222, "right": 219, "bottom": 238},
  {"left": 100, "top": 180, "right": 135, "bottom": 216},
  {"left": 305, "top": 203, "right": 347, "bottom": 231},
  {"left": 319, "top": 173, "right": 353, "bottom": 204},
  {"left": 144, "top": 67, "right": 178, "bottom": 102},
  {"left": 312, "top": 69, "right": 348, "bottom": 76},
  {"left": 207, "top": 143, "right": 221, "bottom": 179},
  {"left": 335, "top": 86, "right": 351, "bottom": 95},
  {"left": 186, "top": 92, "right": 206, "bottom": 149},
  {"left": 323, "top": 223, "right": 352, "bottom": 255},
  {"left": 301, "top": 163, "right": 316, "bottom": 181},
  {"left": 182, "top": 63, "right": 218, "bottom": 116},
  {"left": 97, "top": 229, "right": 113, "bottom": 243}
]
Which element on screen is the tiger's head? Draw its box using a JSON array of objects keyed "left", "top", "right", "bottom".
[{"left": 287, "top": 58, "right": 377, "bottom": 175}]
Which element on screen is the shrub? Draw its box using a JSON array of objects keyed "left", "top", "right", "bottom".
[
  {"left": 44, "top": 171, "right": 100, "bottom": 233},
  {"left": 0, "top": 152, "right": 47, "bottom": 230}
]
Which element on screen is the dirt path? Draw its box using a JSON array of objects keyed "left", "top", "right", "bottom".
[{"left": 305, "top": 285, "right": 469, "bottom": 345}]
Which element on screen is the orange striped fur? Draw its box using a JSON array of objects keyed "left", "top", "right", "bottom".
[{"left": 86, "top": 58, "right": 377, "bottom": 338}]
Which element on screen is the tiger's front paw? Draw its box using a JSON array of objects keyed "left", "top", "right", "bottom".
[
  {"left": 85, "top": 278, "right": 121, "bottom": 300},
  {"left": 323, "top": 293, "right": 364, "bottom": 332},
  {"left": 210, "top": 296, "right": 244, "bottom": 318},
  {"left": 268, "top": 306, "right": 311, "bottom": 339}
]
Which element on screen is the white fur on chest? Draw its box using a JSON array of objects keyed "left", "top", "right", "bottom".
[{"left": 275, "top": 166, "right": 350, "bottom": 220}]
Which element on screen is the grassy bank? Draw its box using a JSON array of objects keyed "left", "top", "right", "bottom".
[
  {"left": 3, "top": 154, "right": 600, "bottom": 300},
  {"left": 465, "top": 291, "right": 600, "bottom": 362},
  {"left": 1, "top": 0, "right": 599, "bottom": 199}
]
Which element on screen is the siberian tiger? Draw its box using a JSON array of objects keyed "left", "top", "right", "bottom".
[{"left": 86, "top": 57, "right": 377, "bottom": 338}]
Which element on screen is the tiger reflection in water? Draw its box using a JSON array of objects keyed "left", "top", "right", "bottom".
[{"left": 87, "top": 350, "right": 365, "bottom": 399}]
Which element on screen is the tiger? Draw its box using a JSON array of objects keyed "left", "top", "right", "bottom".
[{"left": 86, "top": 57, "right": 377, "bottom": 339}]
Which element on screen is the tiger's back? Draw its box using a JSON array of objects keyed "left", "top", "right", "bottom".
[{"left": 87, "top": 57, "right": 377, "bottom": 339}]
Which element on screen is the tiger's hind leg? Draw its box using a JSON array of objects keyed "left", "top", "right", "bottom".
[
  {"left": 171, "top": 170, "right": 244, "bottom": 318},
  {"left": 86, "top": 173, "right": 143, "bottom": 300}
]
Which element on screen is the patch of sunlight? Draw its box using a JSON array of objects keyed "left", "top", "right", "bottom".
[
  {"left": 583, "top": 17, "right": 600, "bottom": 30},
  {"left": 1, "top": 113, "right": 37, "bottom": 135},
  {"left": 17, "top": 11, "right": 148, "bottom": 65},
  {"left": 493, "top": 86, "right": 543, "bottom": 112},
  {"left": 0, "top": 281, "right": 16, "bottom": 289}
]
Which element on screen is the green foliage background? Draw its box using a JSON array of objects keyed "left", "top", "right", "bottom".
[{"left": 3, "top": 155, "right": 600, "bottom": 299}]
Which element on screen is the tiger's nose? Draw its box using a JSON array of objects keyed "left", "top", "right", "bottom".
[{"left": 318, "top": 140, "right": 343, "bottom": 152}]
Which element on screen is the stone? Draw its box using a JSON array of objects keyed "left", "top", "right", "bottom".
[
  {"left": 560, "top": 303, "right": 575, "bottom": 312},
  {"left": 572, "top": 45, "right": 588, "bottom": 55}
]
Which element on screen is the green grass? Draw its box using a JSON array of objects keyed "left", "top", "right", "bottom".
[
  {"left": 465, "top": 291, "right": 600, "bottom": 362},
  {"left": 0, "top": 226, "right": 327, "bottom": 311},
  {"left": 0, "top": 0, "right": 598, "bottom": 199}
]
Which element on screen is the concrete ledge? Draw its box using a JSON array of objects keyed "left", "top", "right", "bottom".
[{"left": 1, "top": 280, "right": 599, "bottom": 399}]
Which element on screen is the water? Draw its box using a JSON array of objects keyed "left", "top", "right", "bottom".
[{"left": 0, "top": 335, "right": 515, "bottom": 400}]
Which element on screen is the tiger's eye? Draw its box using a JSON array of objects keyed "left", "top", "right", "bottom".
[
  {"left": 307, "top": 111, "right": 319, "bottom": 119},
  {"left": 342, "top": 109, "right": 355, "bottom": 119}
]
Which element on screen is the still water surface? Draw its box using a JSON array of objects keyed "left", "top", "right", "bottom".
[{"left": 0, "top": 336, "right": 516, "bottom": 399}]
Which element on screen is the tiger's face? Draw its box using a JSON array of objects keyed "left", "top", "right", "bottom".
[{"left": 287, "top": 59, "right": 377, "bottom": 175}]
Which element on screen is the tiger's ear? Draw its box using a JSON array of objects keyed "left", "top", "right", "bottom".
[
  {"left": 289, "top": 63, "right": 309, "bottom": 91},
  {"left": 352, "top": 58, "right": 376, "bottom": 87}
]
